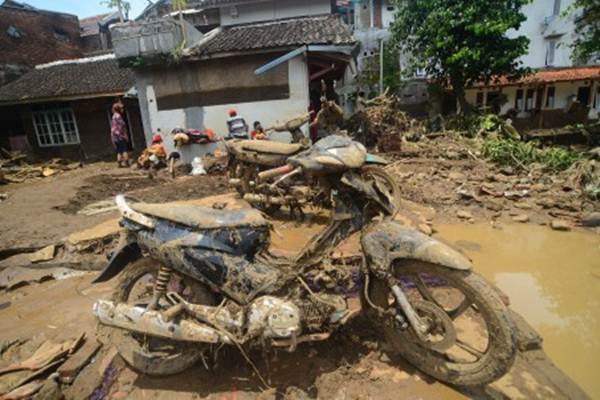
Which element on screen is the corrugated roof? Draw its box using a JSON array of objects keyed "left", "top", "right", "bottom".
[
  {"left": 190, "top": 14, "right": 356, "bottom": 56},
  {"left": 0, "top": 56, "right": 134, "bottom": 104},
  {"left": 477, "top": 66, "right": 600, "bottom": 87}
]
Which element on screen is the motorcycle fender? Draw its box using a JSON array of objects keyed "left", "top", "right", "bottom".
[
  {"left": 361, "top": 221, "right": 472, "bottom": 276},
  {"left": 92, "top": 242, "right": 142, "bottom": 284},
  {"left": 365, "top": 153, "right": 388, "bottom": 165}
]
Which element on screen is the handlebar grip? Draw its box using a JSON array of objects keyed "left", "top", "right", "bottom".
[{"left": 258, "top": 164, "right": 293, "bottom": 181}]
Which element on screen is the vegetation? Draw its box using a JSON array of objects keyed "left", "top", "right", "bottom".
[
  {"left": 389, "top": 0, "right": 530, "bottom": 113},
  {"left": 481, "top": 138, "right": 582, "bottom": 172},
  {"left": 569, "top": 0, "right": 600, "bottom": 62},
  {"left": 101, "top": 0, "right": 130, "bottom": 21},
  {"left": 172, "top": 0, "right": 189, "bottom": 44}
]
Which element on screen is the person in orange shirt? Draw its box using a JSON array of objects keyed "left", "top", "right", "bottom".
[
  {"left": 138, "top": 133, "right": 167, "bottom": 169},
  {"left": 250, "top": 121, "right": 266, "bottom": 140}
]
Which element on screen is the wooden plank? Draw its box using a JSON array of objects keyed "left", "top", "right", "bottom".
[{"left": 57, "top": 339, "right": 102, "bottom": 384}]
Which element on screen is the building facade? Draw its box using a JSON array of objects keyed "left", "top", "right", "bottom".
[
  {"left": 0, "top": 55, "right": 145, "bottom": 159},
  {"left": 465, "top": 0, "right": 600, "bottom": 128},
  {"left": 115, "top": 0, "right": 356, "bottom": 161}
]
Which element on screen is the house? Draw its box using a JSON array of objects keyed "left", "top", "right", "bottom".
[
  {"left": 464, "top": 0, "right": 600, "bottom": 128},
  {"left": 0, "top": 0, "right": 83, "bottom": 85},
  {"left": 336, "top": 0, "right": 429, "bottom": 114},
  {"left": 0, "top": 55, "right": 146, "bottom": 159},
  {"left": 113, "top": 0, "right": 357, "bottom": 161},
  {"left": 79, "top": 12, "right": 121, "bottom": 55}
]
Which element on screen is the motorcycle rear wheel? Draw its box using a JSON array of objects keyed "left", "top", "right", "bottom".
[
  {"left": 99, "top": 258, "right": 215, "bottom": 376},
  {"left": 370, "top": 261, "right": 516, "bottom": 386}
]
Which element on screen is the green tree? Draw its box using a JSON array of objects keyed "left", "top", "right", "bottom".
[
  {"left": 570, "top": 0, "right": 600, "bottom": 62},
  {"left": 389, "top": 0, "right": 530, "bottom": 113},
  {"left": 101, "top": 0, "right": 131, "bottom": 22}
]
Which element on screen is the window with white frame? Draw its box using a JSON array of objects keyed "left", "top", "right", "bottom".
[{"left": 32, "top": 108, "right": 80, "bottom": 147}]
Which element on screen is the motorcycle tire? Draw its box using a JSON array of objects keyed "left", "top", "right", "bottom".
[
  {"left": 99, "top": 258, "right": 214, "bottom": 376},
  {"left": 369, "top": 261, "right": 516, "bottom": 387}
]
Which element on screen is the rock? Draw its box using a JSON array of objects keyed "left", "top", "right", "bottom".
[
  {"left": 512, "top": 214, "right": 529, "bottom": 223},
  {"left": 28, "top": 245, "right": 55, "bottom": 263},
  {"left": 551, "top": 220, "right": 571, "bottom": 231},
  {"left": 418, "top": 224, "right": 432, "bottom": 236},
  {"left": 514, "top": 202, "right": 532, "bottom": 210},
  {"left": 581, "top": 212, "right": 600, "bottom": 227},
  {"left": 485, "top": 200, "right": 504, "bottom": 212},
  {"left": 448, "top": 171, "right": 465, "bottom": 181},
  {"left": 42, "top": 167, "right": 58, "bottom": 177},
  {"left": 530, "top": 183, "right": 547, "bottom": 192},
  {"left": 457, "top": 210, "right": 473, "bottom": 219},
  {"left": 504, "top": 190, "right": 529, "bottom": 200},
  {"left": 492, "top": 174, "right": 510, "bottom": 183},
  {"left": 535, "top": 198, "right": 555, "bottom": 209}
]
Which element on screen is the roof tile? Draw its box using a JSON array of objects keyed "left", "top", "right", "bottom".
[
  {"left": 191, "top": 14, "right": 356, "bottom": 56},
  {"left": 0, "top": 57, "right": 134, "bottom": 104}
]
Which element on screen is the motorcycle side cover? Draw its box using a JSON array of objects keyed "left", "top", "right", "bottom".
[{"left": 361, "top": 220, "right": 472, "bottom": 277}]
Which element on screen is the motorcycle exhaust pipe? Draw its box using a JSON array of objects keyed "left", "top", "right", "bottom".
[
  {"left": 93, "top": 300, "right": 232, "bottom": 344},
  {"left": 257, "top": 164, "right": 293, "bottom": 182}
]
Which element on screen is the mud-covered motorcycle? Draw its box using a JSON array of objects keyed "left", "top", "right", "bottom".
[
  {"left": 225, "top": 114, "right": 397, "bottom": 215},
  {"left": 93, "top": 135, "right": 516, "bottom": 386}
]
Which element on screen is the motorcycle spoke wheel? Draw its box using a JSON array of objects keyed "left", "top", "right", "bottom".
[
  {"left": 100, "top": 258, "right": 215, "bottom": 376},
  {"left": 370, "top": 261, "right": 516, "bottom": 386}
]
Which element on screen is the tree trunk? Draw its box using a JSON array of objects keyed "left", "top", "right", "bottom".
[
  {"left": 117, "top": 0, "right": 124, "bottom": 22},
  {"left": 450, "top": 74, "right": 470, "bottom": 115}
]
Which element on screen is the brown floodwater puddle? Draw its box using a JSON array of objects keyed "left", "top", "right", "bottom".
[{"left": 435, "top": 223, "right": 600, "bottom": 398}]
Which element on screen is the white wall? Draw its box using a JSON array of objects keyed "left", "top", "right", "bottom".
[
  {"left": 465, "top": 80, "right": 594, "bottom": 116},
  {"left": 220, "top": 0, "right": 331, "bottom": 26},
  {"left": 136, "top": 56, "right": 309, "bottom": 162},
  {"left": 507, "top": 0, "right": 579, "bottom": 68},
  {"left": 381, "top": 0, "right": 396, "bottom": 29}
]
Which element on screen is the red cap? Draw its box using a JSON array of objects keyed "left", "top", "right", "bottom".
[
  {"left": 151, "top": 133, "right": 163, "bottom": 143},
  {"left": 228, "top": 108, "right": 237, "bottom": 117}
]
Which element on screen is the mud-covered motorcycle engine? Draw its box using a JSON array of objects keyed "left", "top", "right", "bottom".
[{"left": 246, "top": 296, "right": 301, "bottom": 339}]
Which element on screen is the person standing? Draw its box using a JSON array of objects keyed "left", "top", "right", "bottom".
[
  {"left": 111, "top": 101, "right": 130, "bottom": 167},
  {"left": 226, "top": 108, "right": 249, "bottom": 139}
]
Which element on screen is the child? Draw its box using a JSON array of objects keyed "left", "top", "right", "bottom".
[
  {"left": 250, "top": 121, "right": 266, "bottom": 140},
  {"left": 138, "top": 133, "right": 167, "bottom": 169}
]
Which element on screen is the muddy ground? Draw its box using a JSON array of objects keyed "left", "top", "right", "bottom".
[
  {"left": 0, "top": 136, "right": 596, "bottom": 399},
  {"left": 0, "top": 163, "right": 228, "bottom": 251}
]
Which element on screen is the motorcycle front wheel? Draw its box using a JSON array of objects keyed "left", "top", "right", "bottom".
[
  {"left": 370, "top": 261, "right": 516, "bottom": 386},
  {"left": 98, "top": 258, "right": 216, "bottom": 376}
]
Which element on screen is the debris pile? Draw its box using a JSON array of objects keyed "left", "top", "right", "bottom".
[
  {"left": 0, "top": 150, "right": 80, "bottom": 184},
  {"left": 346, "top": 91, "right": 419, "bottom": 151},
  {"left": 385, "top": 136, "right": 599, "bottom": 228},
  {"left": 0, "top": 333, "right": 102, "bottom": 400}
]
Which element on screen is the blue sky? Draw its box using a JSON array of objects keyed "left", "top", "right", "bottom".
[{"left": 23, "top": 0, "right": 150, "bottom": 19}]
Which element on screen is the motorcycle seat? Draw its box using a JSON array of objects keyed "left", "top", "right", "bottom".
[
  {"left": 240, "top": 140, "right": 303, "bottom": 155},
  {"left": 130, "top": 202, "right": 269, "bottom": 229}
]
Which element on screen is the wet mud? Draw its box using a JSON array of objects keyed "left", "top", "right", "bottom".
[{"left": 436, "top": 223, "right": 600, "bottom": 398}]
